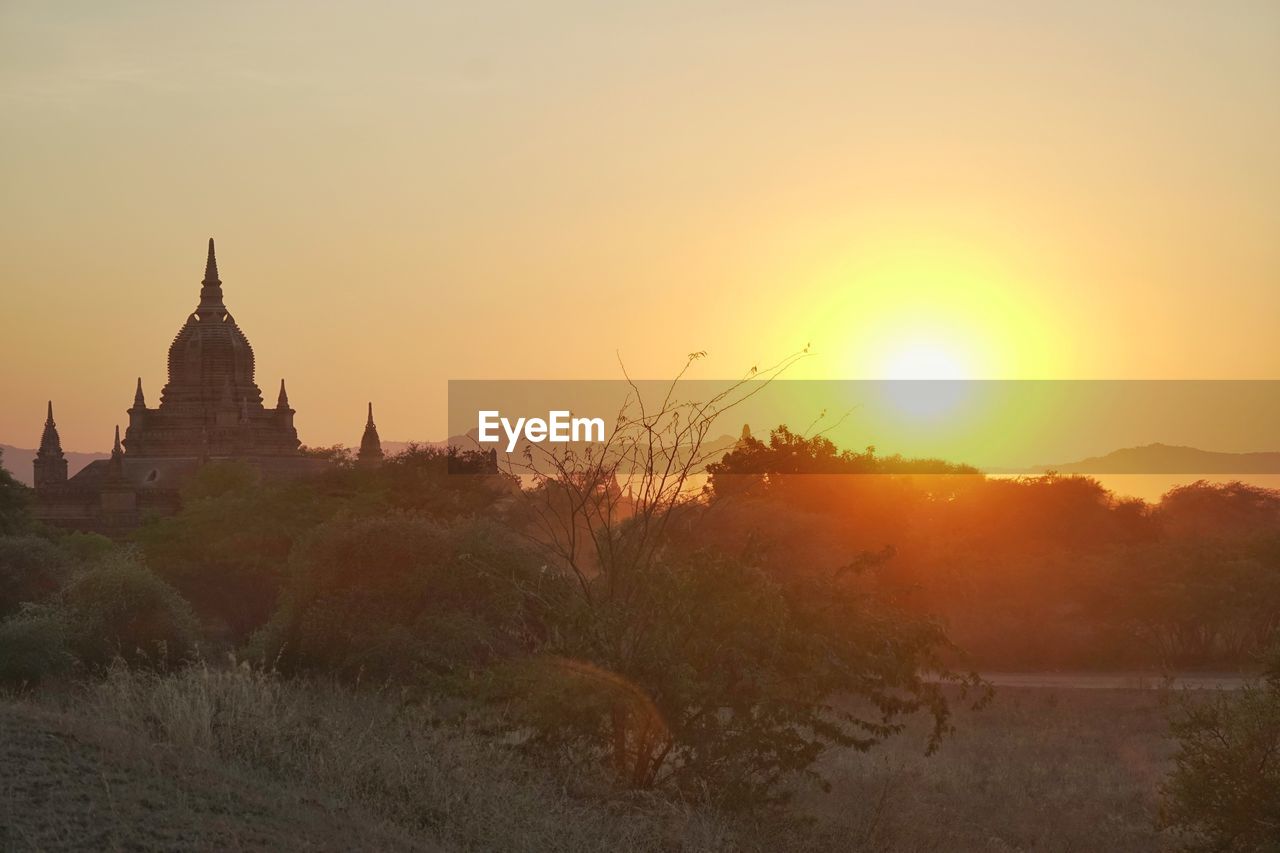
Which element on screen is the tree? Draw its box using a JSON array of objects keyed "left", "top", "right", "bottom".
[
  {"left": 0, "top": 449, "right": 32, "bottom": 535},
  {"left": 0, "top": 534, "right": 73, "bottom": 618},
  {"left": 499, "top": 354, "right": 983, "bottom": 805},
  {"left": 61, "top": 551, "right": 200, "bottom": 668},
  {"left": 254, "top": 514, "right": 552, "bottom": 683},
  {"left": 135, "top": 462, "right": 340, "bottom": 645},
  {"left": 1161, "top": 645, "right": 1280, "bottom": 851}
]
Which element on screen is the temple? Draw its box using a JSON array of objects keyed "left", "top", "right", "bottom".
[{"left": 32, "top": 239, "right": 378, "bottom": 534}]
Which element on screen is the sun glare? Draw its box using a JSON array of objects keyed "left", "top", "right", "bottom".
[
  {"left": 882, "top": 341, "right": 970, "bottom": 380},
  {"left": 878, "top": 340, "right": 973, "bottom": 421}
]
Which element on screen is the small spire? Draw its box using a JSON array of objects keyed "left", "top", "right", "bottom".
[
  {"left": 106, "top": 425, "right": 125, "bottom": 482},
  {"left": 203, "top": 237, "right": 220, "bottom": 284},
  {"left": 38, "top": 401, "right": 64, "bottom": 456},
  {"left": 133, "top": 377, "right": 146, "bottom": 408},
  {"left": 198, "top": 237, "right": 225, "bottom": 313},
  {"left": 33, "top": 401, "right": 68, "bottom": 486},
  {"left": 359, "top": 402, "right": 383, "bottom": 466},
  {"left": 277, "top": 379, "right": 290, "bottom": 409}
]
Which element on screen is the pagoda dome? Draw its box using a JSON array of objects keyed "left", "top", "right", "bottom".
[
  {"left": 167, "top": 310, "right": 256, "bottom": 388},
  {"left": 159, "top": 239, "right": 263, "bottom": 408}
]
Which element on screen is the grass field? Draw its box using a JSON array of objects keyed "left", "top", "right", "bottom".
[
  {"left": 807, "top": 686, "right": 1181, "bottom": 851},
  {"left": 1, "top": 668, "right": 1206, "bottom": 852}
]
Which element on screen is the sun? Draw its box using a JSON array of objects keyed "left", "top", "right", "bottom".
[
  {"left": 878, "top": 339, "right": 973, "bottom": 421},
  {"left": 881, "top": 340, "right": 971, "bottom": 380}
]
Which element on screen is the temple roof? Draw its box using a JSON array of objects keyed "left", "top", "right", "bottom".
[{"left": 162, "top": 239, "right": 261, "bottom": 408}]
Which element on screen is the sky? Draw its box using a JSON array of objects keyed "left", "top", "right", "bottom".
[{"left": 2, "top": 0, "right": 1278, "bottom": 452}]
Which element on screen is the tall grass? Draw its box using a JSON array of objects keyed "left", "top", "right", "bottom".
[{"left": 52, "top": 663, "right": 816, "bottom": 852}]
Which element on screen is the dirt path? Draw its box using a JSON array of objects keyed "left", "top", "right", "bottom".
[{"left": 976, "top": 672, "right": 1246, "bottom": 690}]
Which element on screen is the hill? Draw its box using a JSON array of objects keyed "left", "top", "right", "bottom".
[
  {"left": 0, "top": 445, "right": 109, "bottom": 488},
  {"left": 1033, "top": 443, "right": 1280, "bottom": 475}
]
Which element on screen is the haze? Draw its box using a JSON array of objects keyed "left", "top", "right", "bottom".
[{"left": 2, "top": 1, "right": 1278, "bottom": 451}]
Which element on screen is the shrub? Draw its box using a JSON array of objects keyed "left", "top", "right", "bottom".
[
  {"left": 0, "top": 534, "right": 74, "bottom": 617},
  {"left": 0, "top": 605, "right": 72, "bottom": 687},
  {"left": 496, "top": 548, "right": 980, "bottom": 808},
  {"left": 136, "top": 468, "right": 338, "bottom": 645},
  {"left": 61, "top": 552, "right": 200, "bottom": 669},
  {"left": 0, "top": 450, "right": 31, "bottom": 535},
  {"left": 254, "top": 514, "right": 552, "bottom": 682},
  {"left": 1161, "top": 646, "right": 1280, "bottom": 851}
]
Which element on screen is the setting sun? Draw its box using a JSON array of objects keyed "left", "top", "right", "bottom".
[{"left": 881, "top": 340, "right": 971, "bottom": 380}]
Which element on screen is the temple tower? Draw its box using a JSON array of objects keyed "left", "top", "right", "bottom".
[
  {"left": 358, "top": 402, "right": 383, "bottom": 467},
  {"left": 123, "top": 239, "right": 301, "bottom": 458},
  {"left": 33, "top": 401, "right": 68, "bottom": 488}
]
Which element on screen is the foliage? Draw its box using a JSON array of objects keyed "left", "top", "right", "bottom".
[
  {"left": 56, "top": 530, "right": 117, "bottom": 563},
  {"left": 0, "top": 534, "right": 74, "bottom": 617},
  {"left": 61, "top": 552, "right": 200, "bottom": 669},
  {"left": 373, "top": 444, "right": 516, "bottom": 518},
  {"left": 499, "top": 358, "right": 982, "bottom": 807},
  {"left": 135, "top": 462, "right": 341, "bottom": 645},
  {"left": 501, "top": 548, "right": 981, "bottom": 807},
  {"left": 254, "top": 514, "right": 552, "bottom": 682},
  {"left": 1161, "top": 646, "right": 1280, "bottom": 852},
  {"left": 0, "top": 605, "right": 72, "bottom": 687},
  {"left": 708, "top": 425, "right": 979, "bottom": 497},
  {"left": 0, "top": 449, "right": 32, "bottom": 535},
  {"left": 1098, "top": 535, "right": 1280, "bottom": 668}
]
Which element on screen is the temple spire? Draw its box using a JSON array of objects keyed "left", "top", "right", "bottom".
[
  {"left": 38, "top": 402, "right": 63, "bottom": 456},
  {"left": 34, "top": 402, "right": 68, "bottom": 488},
  {"left": 277, "top": 379, "right": 290, "bottom": 409},
  {"left": 133, "top": 377, "right": 146, "bottom": 409},
  {"left": 106, "top": 425, "right": 125, "bottom": 483},
  {"left": 203, "top": 238, "right": 220, "bottom": 284},
  {"left": 198, "top": 237, "right": 225, "bottom": 313},
  {"left": 358, "top": 402, "right": 383, "bottom": 466}
]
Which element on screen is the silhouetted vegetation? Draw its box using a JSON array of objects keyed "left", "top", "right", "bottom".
[
  {"left": 0, "top": 449, "right": 31, "bottom": 536},
  {"left": 707, "top": 428, "right": 1280, "bottom": 670},
  {"left": 1160, "top": 645, "right": 1280, "bottom": 851},
  {"left": 2, "top": 402, "right": 1277, "bottom": 845}
]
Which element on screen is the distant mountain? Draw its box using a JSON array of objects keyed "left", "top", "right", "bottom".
[
  {"left": 1008, "top": 443, "right": 1280, "bottom": 475},
  {"left": 0, "top": 444, "right": 109, "bottom": 487}
]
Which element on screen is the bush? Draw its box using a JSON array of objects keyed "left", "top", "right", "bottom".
[
  {"left": 136, "top": 467, "right": 339, "bottom": 645},
  {"left": 0, "top": 606, "right": 72, "bottom": 687},
  {"left": 0, "top": 534, "right": 74, "bottom": 617},
  {"left": 496, "top": 548, "right": 979, "bottom": 808},
  {"left": 1161, "top": 647, "right": 1280, "bottom": 851},
  {"left": 0, "top": 450, "right": 31, "bottom": 535},
  {"left": 61, "top": 553, "right": 200, "bottom": 669},
  {"left": 254, "top": 514, "right": 551, "bottom": 682}
]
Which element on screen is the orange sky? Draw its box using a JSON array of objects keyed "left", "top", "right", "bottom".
[{"left": 2, "top": 1, "right": 1278, "bottom": 451}]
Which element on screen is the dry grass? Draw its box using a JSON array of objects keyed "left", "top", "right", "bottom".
[
  {"left": 5, "top": 665, "right": 797, "bottom": 852},
  {"left": 804, "top": 686, "right": 1183, "bottom": 852},
  {"left": 2, "top": 668, "right": 1206, "bottom": 852},
  {"left": 0, "top": 699, "right": 424, "bottom": 851}
]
